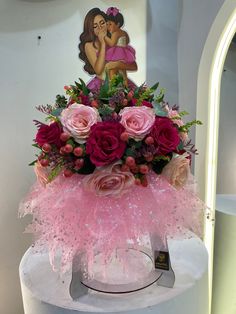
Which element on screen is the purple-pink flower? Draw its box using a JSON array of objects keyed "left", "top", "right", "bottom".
[
  {"left": 86, "top": 121, "right": 126, "bottom": 166},
  {"left": 60, "top": 104, "right": 101, "bottom": 144},
  {"left": 150, "top": 117, "right": 180, "bottom": 155},
  {"left": 83, "top": 162, "right": 135, "bottom": 197},
  {"left": 119, "top": 106, "right": 155, "bottom": 140}
]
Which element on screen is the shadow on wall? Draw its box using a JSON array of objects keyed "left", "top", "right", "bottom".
[{"left": 0, "top": 0, "right": 80, "bottom": 32}]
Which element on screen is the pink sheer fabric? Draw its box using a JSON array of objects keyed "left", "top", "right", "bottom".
[{"left": 19, "top": 171, "right": 204, "bottom": 274}]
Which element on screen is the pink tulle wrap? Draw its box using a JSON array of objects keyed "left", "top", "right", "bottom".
[{"left": 19, "top": 171, "right": 204, "bottom": 275}]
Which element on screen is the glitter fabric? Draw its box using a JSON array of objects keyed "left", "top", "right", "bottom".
[{"left": 19, "top": 171, "right": 204, "bottom": 275}]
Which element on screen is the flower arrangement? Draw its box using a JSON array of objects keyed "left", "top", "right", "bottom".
[{"left": 32, "top": 75, "right": 201, "bottom": 196}]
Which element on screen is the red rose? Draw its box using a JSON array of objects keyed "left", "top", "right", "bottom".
[
  {"left": 86, "top": 122, "right": 126, "bottom": 166},
  {"left": 150, "top": 117, "right": 180, "bottom": 155},
  {"left": 35, "top": 122, "right": 62, "bottom": 148}
]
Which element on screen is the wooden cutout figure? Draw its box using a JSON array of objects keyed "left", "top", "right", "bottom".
[{"left": 79, "top": 7, "right": 137, "bottom": 92}]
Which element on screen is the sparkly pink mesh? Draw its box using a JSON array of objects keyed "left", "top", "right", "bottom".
[{"left": 19, "top": 172, "right": 204, "bottom": 274}]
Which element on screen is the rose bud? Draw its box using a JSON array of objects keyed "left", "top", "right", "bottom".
[{"left": 42, "top": 143, "right": 51, "bottom": 153}]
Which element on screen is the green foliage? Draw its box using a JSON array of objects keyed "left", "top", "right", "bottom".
[
  {"left": 55, "top": 95, "right": 67, "bottom": 108},
  {"left": 98, "top": 104, "right": 114, "bottom": 118},
  {"left": 48, "top": 164, "right": 63, "bottom": 182},
  {"left": 179, "top": 120, "right": 203, "bottom": 133},
  {"left": 28, "top": 159, "right": 37, "bottom": 166},
  {"left": 153, "top": 102, "right": 167, "bottom": 117},
  {"left": 152, "top": 156, "right": 171, "bottom": 174}
]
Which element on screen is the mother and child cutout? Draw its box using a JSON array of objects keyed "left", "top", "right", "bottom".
[{"left": 79, "top": 7, "right": 137, "bottom": 92}]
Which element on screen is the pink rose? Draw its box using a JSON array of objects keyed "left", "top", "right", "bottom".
[
  {"left": 34, "top": 162, "right": 50, "bottom": 187},
  {"left": 119, "top": 106, "right": 155, "bottom": 140},
  {"left": 86, "top": 121, "right": 126, "bottom": 166},
  {"left": 162, "top": 154, "right": 190, "bottom": 188},
  {"left": 35, "top": 121, "right": 62, "bottom": 148},
  {"left": 60, "top": 104, "right": 101, "bottom": 144},
  {"left": 150, "top": 117, "right": 180, "bottom": 155},
  {"left": 83, "top": 162, "right": 135, "bottom": 197}
]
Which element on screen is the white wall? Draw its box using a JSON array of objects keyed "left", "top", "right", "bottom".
[
  {"left": 146, "top": 0, "right": 181, "bottom": 104},
  {"left": 217, "top": 44, "right": 236, "bottom": 193},
  {"left": 0, "top": 1, "right": 146, "bottom": 313},
  {"left": 178, "top": 0, "right": 226, "bottom": 159}
]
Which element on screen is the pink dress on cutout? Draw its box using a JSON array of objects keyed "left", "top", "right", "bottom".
[{"left": 106, "top": 36, "right": 136, "bottom": 63}]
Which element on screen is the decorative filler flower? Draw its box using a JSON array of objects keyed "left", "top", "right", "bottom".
[
  {"left": 119, "top": 106, "right": 155, "bottom": 140},
  {"left": 106, "top": 7, "right": 119, "bottom": 16},
  {"left": 150, "top": 117, "right": 180, "bottom": 155},
  {"left": 83, "top": 162, "right": 135, "bottom": 197},
  {"left": 162, "top": 153, "right": 190, "bottom": 189},
  {"left": 31, "top": 75, "right": 202, "bottom": 190},
  {"left": 86, "top": 121, "right": 126, "bottom": 166},
  {"left": 35, "top": 121, "right": 62, "bottom": 148},
  {"left": 60, "top": 104, "right": 101, "bottom": 144}
]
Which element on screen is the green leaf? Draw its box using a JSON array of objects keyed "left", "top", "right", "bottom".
[
  {"left": 32, "top": 143, "right": 40, "bottom": 148},
  {"left": 125, "top": 148, "right": 136, "bottom": 157},
  {"left": 150, "top": 82, "right": 159, "bottom": 91},
  {"left": 153, "top": 102, "right": 167, "bottom": 116},
  {"left": 99, "top": 74, "right": 110, "bottom": 98},
  {"left": 28, "top": 160, "right": 37, "bottom": 166},
  {"left": 152, "top": 157, "right": 170, "bottom": 174},
  {"left": 48, "top": 164, "right": 63, "bottom": 182},
  {"left": 51, "top": 108, "right": 63, "bottom": 117},
  {"left": 76, "top": 156, "right": 96, "bottom": 174},
  {"left": 79, "top": 78, "right": 90, "bottom": 95}
]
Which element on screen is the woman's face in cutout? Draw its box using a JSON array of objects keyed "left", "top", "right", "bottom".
[{"left": 93, "top": 14, "right": 107, "bottom": 36}]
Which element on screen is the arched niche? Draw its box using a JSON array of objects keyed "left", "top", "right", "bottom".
[{"left": 195, "top": 0, "right": 236, "bottom": 310}]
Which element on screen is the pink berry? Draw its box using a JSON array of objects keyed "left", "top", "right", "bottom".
[
  {"left": 64, "top": 169, "right": 73, "bottom": 177},
  {"left": 60, "top": 132, "right": 70, "bottom": 142},
  {"left": 121, "top": 164, "right": 130, "bottom": 172},
  {"left": 64, "top": 144, "right": 73, "bottom": 153},
  {"left": 73, "top": 147, "right": 83, "bottom": 157},
  {"left": 135, "top": 178, "right": 141, "bottom": 186},
  {"left": 42, "top": 143, "right": 51, "bottom": 153},
  {"left": 141, "top": 176, "right": 148, "bottom": 187},
  {"left": 120, "top": 132, "right": 129, "bottom": 142},
  {"left": 38, "top": 152, "right": 45, "bottom": 160},
  {"left": 125, "top": 156, "right": 136, "bottom": 167},
  {"left": 59, "top": 147, "right": 66, "bottom": 155},
  {"left": 140, "top": 164, "right": 149, "bottom": 174},
  {"left": 130, "top": 165, "right": 139, "bottom": 174},
  {"left": 64, "top": 85, "right": 71, "bottom": 91},
  {"left": 144, "top": 152, "right": 153, "bottom": 162},
  {"left": 40, "top": 159, "right": 49, "bottom": 167},
  {"left": 75, "top": 158, "right": 84, "bottom": 169},
  {"left": 122, "top": 99, "right": 128, "bottom": 106},
  {"left": 145, "top": 136, "right": 154, "bottom": 145},
  {"left": 127, "top": 91, "right": 134, "bottom": 100},
  {"left": 91, "top": 100, "right": 98, "bottom": 108}
]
